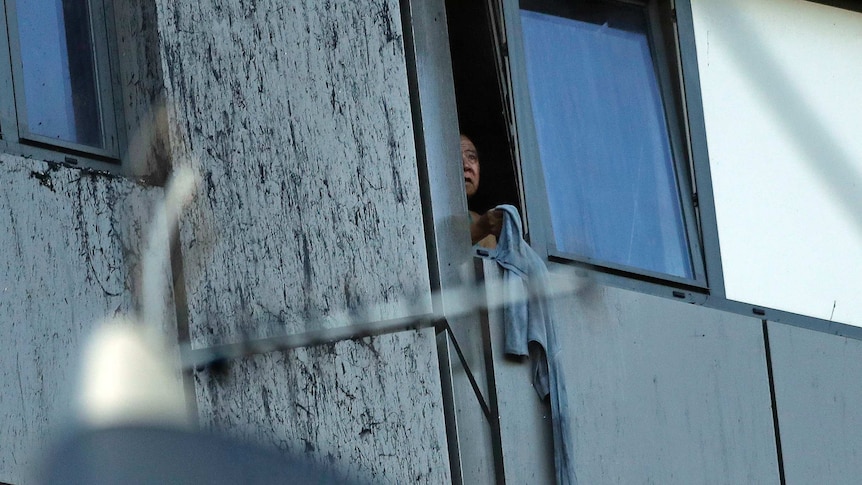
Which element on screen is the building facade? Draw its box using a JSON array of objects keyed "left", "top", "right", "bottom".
[{"left": 1, "top": 0, "right": 861, "bottom": 483}]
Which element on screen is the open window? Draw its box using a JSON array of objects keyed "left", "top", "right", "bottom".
[
  {"left": 445, "top": 0, "right": 524, "bottom": 220},
  {"left": 447, "top": 0, "right": 708, "bottom": 288}
]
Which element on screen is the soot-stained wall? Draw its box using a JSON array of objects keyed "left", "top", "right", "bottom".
[
  {"left": 0, "top": 0, "right": 174, "bottom": 481},
  {"left": 154, "top": 0, "right": 449, "bottom": 481},
  {"left": 0, "top": 156, "right": 164, "bottom": 484}
]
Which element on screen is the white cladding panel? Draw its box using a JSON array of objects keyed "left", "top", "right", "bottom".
[{"left": 691, "top": 0, "right": 862, "bottom": 325}]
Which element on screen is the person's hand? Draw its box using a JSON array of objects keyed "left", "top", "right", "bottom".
[
  {"left": 471, "top": 209, "right": 503, "bottom": 245},
  {"left": 479, "top": 209, "right": 503, "bottom": 239}
]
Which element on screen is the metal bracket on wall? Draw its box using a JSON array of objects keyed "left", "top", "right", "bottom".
[{"left": 445, "top": 324, "right": 493, "bottom": 420}]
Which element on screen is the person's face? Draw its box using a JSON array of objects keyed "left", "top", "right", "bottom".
[{"left": 461, "top": 136, "right": 480, "bottom": 198}]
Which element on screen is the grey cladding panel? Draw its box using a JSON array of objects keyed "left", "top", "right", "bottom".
[
  {"left": 488, "top": 266, "right": 780, "bottom": 484},
  {"left": 767, "top": 321, "right": 862, "bottom": 484},
  {"left": 557, "top": 284, "right": 778, "bottom": 484},
  {"left": 562, "top": 283, "right": 779, "bottom": 484}
]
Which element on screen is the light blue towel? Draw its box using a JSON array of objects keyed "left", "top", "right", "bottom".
[{"left": 476, "top": 204, "right": 576, "bottom": 485}]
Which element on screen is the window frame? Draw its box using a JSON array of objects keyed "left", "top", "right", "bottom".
[
  {"left": 0, "top": 0, "right": 123, "bottom": 168},
  {"left": 413, "top": 0, "right": 862, "bottom": 347},
  {"left": 500, "top": 0, "right": 723, "bottom": 293}
]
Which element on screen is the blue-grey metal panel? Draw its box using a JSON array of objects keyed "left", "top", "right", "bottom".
[
  {"left": 483, "top": 261, "right": 555, "bottom": 484},
  {"left": 402, "top": 0, "right": 502, "bottom": 481},
  {"left": 767, "top": 321, "right": 862, "bottom": 485},
  {"left": 485, "top": 261, "right": 779, "bottom": 484}
]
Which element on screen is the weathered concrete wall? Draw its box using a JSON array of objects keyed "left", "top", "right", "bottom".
[
  {"left": 113, "top": 0, "right": 172, "bottom": 181},
  {"left": 486, "top": 263, "right": 780, "bottom": 484},
  {"left": 0, "top": 3, "right": 174, "bottom": 481},
  {"left": 0, "top": 156, "right": 163, "bottom": 484},
  {"left": 195, "top": 328, "right": 447, "bottom": 483},
  {"left": 154, "top": 0, "right": 448, "bottom": 481},
  {"left": 158, "top": 0, "right": 431, "bottom": 341}
]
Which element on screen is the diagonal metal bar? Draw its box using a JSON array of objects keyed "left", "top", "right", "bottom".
[
  {"left": 179, "top": 268, "right": 587, "bottom": 370},
  {"left": 445, "top": 324, "right": 493, "bottom": 421},
  {"left": 181, "top": 312, "right": 441, "bottom": 370}
]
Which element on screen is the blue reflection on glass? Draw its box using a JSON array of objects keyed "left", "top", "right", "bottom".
[
  {"left": 18, "top": 0, "right": 102, "bottom": 148},
  {"left": 520, "top": 8, "right": 692, "bottom": 278}
]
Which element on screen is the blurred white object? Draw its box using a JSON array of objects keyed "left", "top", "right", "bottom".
[
  {"left": 77, "top": 318, "right": 190, "bottom": 428},
  {"left": 76, "top": 166, "right": 198, "bottom": 428}
]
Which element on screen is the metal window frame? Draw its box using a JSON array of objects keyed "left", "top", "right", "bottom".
[
  {"left": 0, "top": 0, "right": 123, "bottom": 167},
  {"left": 672, "top": 0, "right": 725, "bottom": 297},
  {"left": 400, "top": 8, "right": 862, "bottom": 483},
  {"left": 503, "top": 0, "right": 721, "bottom": 292},
  {"left": 646, "top": 0, "right": 707, "bottom": 284},
  {"left": 400, "top": 0, "right": 512, "bottom": 482}
]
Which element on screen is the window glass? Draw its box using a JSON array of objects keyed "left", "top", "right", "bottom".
[
  {"left": 17, "top": 0, "right": 103, "bottom": 148},
  {"left": 520, "top": 5, "right": 693, "bottom": 279}
]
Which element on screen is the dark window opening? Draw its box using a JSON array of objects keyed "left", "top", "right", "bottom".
[{"left": 445, "top": 0, "right": 522, "bottom": 218}]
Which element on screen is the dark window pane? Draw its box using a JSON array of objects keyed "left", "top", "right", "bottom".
[
  {"left": 520, "top": 7, "right": 693, "bottom": 278},
  {"left": 17, "top": 0, "right": 103, "bottom": 148}
]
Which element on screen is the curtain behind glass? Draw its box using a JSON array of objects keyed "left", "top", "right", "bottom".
[
  {"left": 17, "top": 0, "right": 103, "bottom": 148},
  {"left": 520, "top": 8, "right": 693, "bottom": 278}
]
